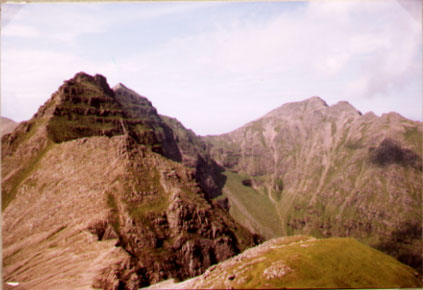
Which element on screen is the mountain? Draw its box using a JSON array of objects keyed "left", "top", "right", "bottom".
[
  {"left": 3, "top": 72, "right": 421, "bottom": 288},
  {"left": 1, "top": 72, "right": 258, "bottom": 289},
  {"left": 146, "top": 235, "right": 422, "bottom": 289},
  {"left": 203, "top": 96, "right": 422, "bottom": 271},
  {"left": 1, "top": 117, "right": 18, "bottom": 137}
]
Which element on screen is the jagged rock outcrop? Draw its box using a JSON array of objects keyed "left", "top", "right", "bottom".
[
  {"left": 203, "top": 96, "right": 422, "bottom": 271},
  {"left": 159, "top": 116, "right": 227, "bottom": 199},
  {"left": 111, "top": 84, "right": 226, "bottom": 200},
  {"left": 112, "top": 83, "right": 181, "bottom": 161},
  {"left": 2, "top": 72, "right": 258, "bottom": 289}
]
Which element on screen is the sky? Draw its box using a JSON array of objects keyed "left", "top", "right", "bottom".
[{"left": 1, "top": 0, "right": 422, "bottom": 136}]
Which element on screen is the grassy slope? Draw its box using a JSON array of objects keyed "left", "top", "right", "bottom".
[
  {"left": 175, "top": 236, "right": 422, "bottom": 289},
  {"left": 217, "top": 171, "right": 283, "bottom": 239}
]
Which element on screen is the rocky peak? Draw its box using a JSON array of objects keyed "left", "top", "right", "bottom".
[
  {"left": 264, "top": 96, "right": 329, "bottom": 119},
  {"left": 381, "top": 112, "right": 407, "bottom": 122},
  {"left": 43, "top": 72, "right": 130, "bottom": 143},
  {"left": 67, "top": 72, "right": 115, "bottom": 96},
  {"left": 25, "top": 72, "right": 171, "bottom": 149},
  {"left": 330, "top": 100, "right": 362, "bottom": 116},
  {"left": 363, "top": 111, "right": 378, "bottom": 119},
  {"left": 112, "top": 82, "right": 128, "bottom": 90},
  {"left": 1, "top": 72, "right": 167, "bottom": 192},
  {"left": 112, "top": 83, "right": 157, "bottom": 119},
  {"left": 306, "top": 96, "right": 328, "bottom": 107}
]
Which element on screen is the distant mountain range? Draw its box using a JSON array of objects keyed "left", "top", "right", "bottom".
[{"left": 2, "top": 72, "right": 421, "bottom": 289}]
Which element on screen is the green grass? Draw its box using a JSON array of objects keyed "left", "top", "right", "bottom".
[
  {"left": 47, "top": 115, "right": 122, "bottom": 142},
  {"left": 128, "top": 196, "right": 169, "bottom": 221},
  {"left": 404, "top": 126, "right": 422, "bottom": 150},
  {"left": 199, "top": 236, "right": 421, "bottom": 289},
  {"left": 218, "top": 171, "right": 283, "bottom": 239},
  {"left": 124, "top": 168, "right": 169, "bottom": 222},
  {"left": 106, "top": 192, "right": 118, "bottom": 210},
  {"left": 105, "top": 192, "right": 121, "bottom": 234}
]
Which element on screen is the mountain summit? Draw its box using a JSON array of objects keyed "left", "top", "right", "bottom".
[{"left": 2, "top": 72, "right": 258, "bottom": 289}]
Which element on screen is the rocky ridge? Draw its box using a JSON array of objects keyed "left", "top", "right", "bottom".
[
  {"left": 113, "top": 84, "right": 226, "bottom": 199},
  {"left": 1, "top": 72, "right": 258, "bottom": 289}
]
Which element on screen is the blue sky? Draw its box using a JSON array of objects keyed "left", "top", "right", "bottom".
[{"left": 1, "top": 0, "right": 422, "bottom": 135}]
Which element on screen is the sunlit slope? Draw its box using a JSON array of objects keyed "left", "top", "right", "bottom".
[
  {"left": 219, "top": 171, "right": 283, "bottom": 239},
  {"left": 147, "top": 236, "right": 422, "bottom": 289}
]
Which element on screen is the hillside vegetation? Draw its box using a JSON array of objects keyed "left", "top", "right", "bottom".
[{"left": 146, "top": 236, "right": 422, "bottom": 289}]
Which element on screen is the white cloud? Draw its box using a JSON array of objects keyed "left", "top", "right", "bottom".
[
  {"left": 114, "top": 1, "right": 224, "bottom": 24},
  {"left": 1, "top": 3, "right": 25, "bottom": 27},
  {"left": 2, "top": 4, "right": 108, "bottom": 43},
  {"left": 1, "top": 49, "right": 81, "bottom": 120},
  {"left": 2, "top": 24, "right": 40, "bottom": 38},
  {"left": 1, "top": 1, "right": 421, "bottom": 135},
  {"left": 342, "top": 3, "right": 421, "bottom": 100}
]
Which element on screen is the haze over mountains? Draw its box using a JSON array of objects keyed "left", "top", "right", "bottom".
[{"left": 2, "top": 72, "right": 422, "bottom": 289}]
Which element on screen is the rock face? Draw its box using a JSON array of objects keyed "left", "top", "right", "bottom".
[
  {"left": 112, "top": 84, "right": 226, "bottom": 199},
  {"left": 159, "top": 115, "right": 227, "bottom": 199},
  {"left": 203, "top": 96, "right": 422, "bottom": 271},
  {"left": 149, "top": 236, "right": 422, "bottom": 289},
  {"left": 1, "top": 72, "right": 258, "bottom": 289}
]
